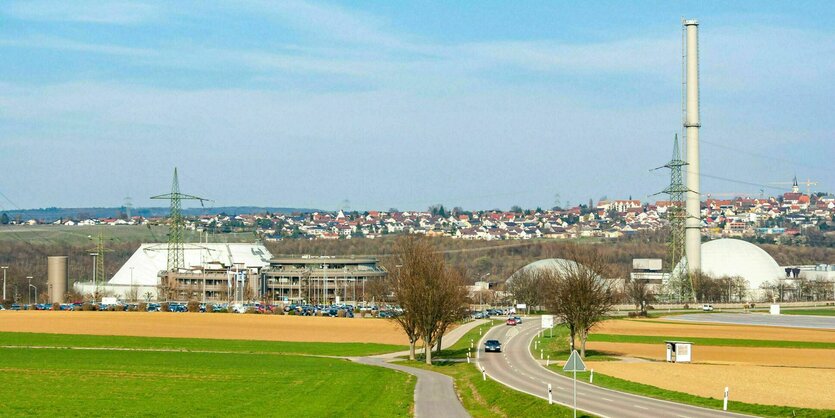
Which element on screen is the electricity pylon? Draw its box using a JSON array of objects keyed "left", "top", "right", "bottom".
[
  {"left": 151, "top": 168, "right": 208, "bottom": 272},
  {"left": 88, "top": 230, "right": 112, "bottom": 299},
  {"left": 653, "top": 134, "right": 694, "bottom": 302}
]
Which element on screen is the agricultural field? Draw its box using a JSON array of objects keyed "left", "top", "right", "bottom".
[
  {"left": 782, "top": 308, "right": 835, "bottom": 316},
  {"left": 0, "top": 333, "right": 414, "bottom": 416},
  {"left": 0, "top": 311, "right": 410, "bottom": 345},
  {"left": 537, "top": 319, "right": 835, "bottom": 414}
]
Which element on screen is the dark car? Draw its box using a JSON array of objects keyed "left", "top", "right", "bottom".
[{"left": 485, "top": 339, "right": 502, "bottom": 353}]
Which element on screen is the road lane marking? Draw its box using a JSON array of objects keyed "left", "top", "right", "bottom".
[
  {"left": 633, "top": 405, "right": 648, "bottom": 410},
  {"left": 600, "top": 397, "right": 613, "bottom": 402}
]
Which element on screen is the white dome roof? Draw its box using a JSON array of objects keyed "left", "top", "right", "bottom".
[
  {"left": 685, "top": 239, "right": 782, "bottom": 289},
  {"left": 508, "top": 258, "right": 584, "bottom": 283}
]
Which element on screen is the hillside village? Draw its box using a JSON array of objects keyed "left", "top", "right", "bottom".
[{"left": 6, "top": 184, "right": 833, "bottom": 247}]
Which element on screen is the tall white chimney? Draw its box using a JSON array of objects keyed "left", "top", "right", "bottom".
[{"left": 683, "top": 19, "right": 701, "bottom": 274}]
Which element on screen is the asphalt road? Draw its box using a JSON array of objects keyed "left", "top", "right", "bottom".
[
  {"left": 478, "top": 321, "right": 752, "bottom": 418},
  {"left": 667, "top": 313, "right": 835, "bottom": 329}
]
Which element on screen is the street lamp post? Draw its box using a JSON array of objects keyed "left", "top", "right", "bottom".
[
  {"left": 90, "top": 252, "right": 98, "bottom": 303},
  {"left": 1, "top": 266, "right": 8, "bottom": 302},
  {"left": 27, "top": 276, "right": 34, "bottom": 305},
  {"left": 129, "top": 266, "right": 135, "bottom": 303}
]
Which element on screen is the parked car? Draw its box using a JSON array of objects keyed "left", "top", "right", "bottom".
[
  {"left": 702, "top": 304, "right": 714, "bottom": 312},
  {"left": 484, "top": 339, "right": 502, "bottom": 353},
  {"left": 506, "top": 318, "right": 517, "bottom": 326}
]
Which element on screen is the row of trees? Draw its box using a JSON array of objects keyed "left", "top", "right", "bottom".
[{"left": 386, "top": 236, "right": 470, "bottom": 364}]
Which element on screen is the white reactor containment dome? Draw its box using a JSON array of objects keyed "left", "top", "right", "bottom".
[{"left": 676, "top": 238, "right": 782, "bottom": 291}]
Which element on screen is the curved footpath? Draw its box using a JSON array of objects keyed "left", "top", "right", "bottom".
[
  {"left": 478, "top": 321, "right": 753, "bottom": 418},
  {"left": 350, "top": 319, "right": 486, "bottom": 418}
]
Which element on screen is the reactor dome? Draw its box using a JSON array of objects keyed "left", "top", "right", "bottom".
[
  {"left": 507, "top": 258, "right": 585, "bottom": 284},
  {"left": 677, "top": 238, "right": 782, "bottom": 290}
]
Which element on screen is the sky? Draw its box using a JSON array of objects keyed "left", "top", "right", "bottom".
[{"left": 1, "top": 1, "right": 833, "bottom": 211}]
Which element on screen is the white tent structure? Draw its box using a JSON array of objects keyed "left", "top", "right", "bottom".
[{"left": 74, "top": 243, "right": 272, "bottom": 301}]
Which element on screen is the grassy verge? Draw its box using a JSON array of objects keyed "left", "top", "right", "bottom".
[
  {"left": 403, "top": 360, "right": 593, "bottom": 417},
  {"left": 548, "top": 366, "right": 833, "bottom": 418},
  {"left": 531, "top": 324, "right": 618, "bottom": 362},
  {"left": 0, "top": 346, "right": 414, "bottom": 416},
  {"left": 0, "top": 331, "right": 406, "bottom": 356},
  {"left": 588, "top": 333, "right": 835, "bottom": 350},
  {"left": 781, "top": 308, "right": 835, "bottom": 316}
]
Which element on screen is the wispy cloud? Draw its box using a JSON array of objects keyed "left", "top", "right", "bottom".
[
  {"left": 2, "top": 0, "right": 162, "bottom": 25},
  {"left": 0, "top": 36, "right": 156, "bottom": 57}
]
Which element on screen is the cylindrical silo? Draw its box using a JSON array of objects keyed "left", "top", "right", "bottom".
[{"left": 47, "top": 256, "right": 69, "bottom": 304}]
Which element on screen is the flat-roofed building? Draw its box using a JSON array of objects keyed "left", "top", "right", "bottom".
[{"left": 261, "top": 256, "right": 387, "bottom": 305}]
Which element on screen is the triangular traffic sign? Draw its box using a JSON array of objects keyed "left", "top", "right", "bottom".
[{"left": 562, "top": 350, "right": 586, "bottom": 372}]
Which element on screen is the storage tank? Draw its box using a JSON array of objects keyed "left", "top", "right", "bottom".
[{"left": 47, "top": 256, "right": 69, "bottom": 304}]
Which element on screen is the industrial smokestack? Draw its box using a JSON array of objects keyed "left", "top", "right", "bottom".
[
  {"left": 47, "top": 256, "right": 69, "bottom": 304},
  {"left": 683, "top": 19, "right": 701, "bottom": 274}
]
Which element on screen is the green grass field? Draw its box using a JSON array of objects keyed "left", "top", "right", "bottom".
[
  {"left": 0, "top": 332, "right": 406, "bottom": 356},
  {"left": 412, "top": 319, "right": 498, "bottom": 361},
  {"left": 0, "top": 224, "right": 255, "bottom": 245},
  {"left": 781, "top": 308, "right": 835, "bottom": 316},
  {"left": 0, "top": 333, "right": 414, "bottom": 417}
]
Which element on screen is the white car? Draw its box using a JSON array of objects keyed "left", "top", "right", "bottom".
[{"left": 702, "top": 304, "right": 714, "bottom": 311}]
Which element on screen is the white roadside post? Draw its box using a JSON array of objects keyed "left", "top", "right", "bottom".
[
  {"left": 548, "top": 383, "right": 553, "bottom": 405},
  {"left": 590, "top": 369, "right": 594, "bottom": 383},
  {"left": 546, "top": 355, "right": 550, "bottom": 367},
  {"left": 723, "top": 387, "right": 729, "bottom": 411},
  {"left": 540, "top": 349, "right": 543, "bottom": 360},
  {"left": 466, "top": 351, "right": 470, "bottom": 364},
  {"left": 482, "top": 366, "right": 486, "bottom": 381}
]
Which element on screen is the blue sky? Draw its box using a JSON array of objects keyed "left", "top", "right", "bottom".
[{"left": 1, "top": 1, "right": 832, "bottom": 211}]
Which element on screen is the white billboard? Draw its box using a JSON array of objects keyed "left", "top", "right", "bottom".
[{"left": 541, "top": 314, "right": 554, "bottom": 329}]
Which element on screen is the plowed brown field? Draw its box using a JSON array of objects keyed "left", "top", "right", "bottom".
[
  {"left": 587, "top": 361, "right": 835, "bottom": 410},
  {"left": 596, "top": 319, "right": 835, "bottom": 342},
  {"left": 0, "top": 311, "right": 409, "bottom": 345},
  {"left": 587, "top": 341, "right": 835, "bottom": 368}
]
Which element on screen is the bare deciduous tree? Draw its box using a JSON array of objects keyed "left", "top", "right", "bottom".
[
  {"left": 542, "top": 245, "right": 617, "bottom": 358},
  {"left": 506, "top": 267, "right": 544, "bottom": 314},
  {"left": 625, "top": 279, "right": 654, "bottom": 314},
  {"left": 387, "top": 235, "right": 469, "bottom": 364}
]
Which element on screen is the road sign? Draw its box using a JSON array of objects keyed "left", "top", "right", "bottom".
[
  {"left": 563, "top": 350, "right": 586, "bottom": 372},
  {"left": 541, "top": 314, "right": 554, "bottom": 329}
]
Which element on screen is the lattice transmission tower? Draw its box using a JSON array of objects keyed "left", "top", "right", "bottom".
[
  {"left": 654, "top": 134, "right": 694, "bottom": 302},
  {"left": 151, "top": 168, "right": 208, "bottom": 272}
]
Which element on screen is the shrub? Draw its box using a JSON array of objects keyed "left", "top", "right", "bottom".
[
  {"left": 51, "top": 302, "right": 60, "bottom": 311},
  {"left": 245, "top": 307, "right": 258, "bottom": 314},
  {"left": 81, "top": 302, "right": 96, "bottom": 311},
  {"left": 106, "top": 305, "right": 117, "bottom": 312},
  {"left": 138, "top": 302, "right": 147, "bottom": 312},
  {"left": 337, "top": 309, "right": 346, "bottom": 318},
  {"left": 187, "top": 301, "right": 200, "bottom": 313},
  {"left": 287, "top": 309, "right": 296, "bottom": 315},
  {"left": 206, "top": 303, "right": 214, "bottom": 313},
  {"left": 127, "top": 304, "right": 138, "bottom": 312},
  {"left": 160, "top": 302, "right": 170, "bottom": 312},
  {"left": 371, "top": 309, "right": 378, "bottom": 318}
]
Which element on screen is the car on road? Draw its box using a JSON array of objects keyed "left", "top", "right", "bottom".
[
  {"left": 513, "top": 316, "right": 522, "bottom": 324},
  {"left": 702, "top": 304, "right": 714, "bottom": 311},
  {"left": 506, "top": 318, "right": 517, "bottom": 326},
  {"left": 485, "top": 339, "right": 502, "bottom": 352}
]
